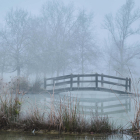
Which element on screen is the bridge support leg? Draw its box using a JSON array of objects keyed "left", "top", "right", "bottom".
[
  {"left": 44, "top": 78, "right": 46, "bottom": 89},
  {"left": 125, "top": 78, "right": 128, "bottom": 92}
]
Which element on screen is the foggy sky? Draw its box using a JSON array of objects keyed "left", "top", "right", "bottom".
[
  {"left": 0, "top": 0, "right": 140, "bottom": 77},
  {"left": 0, "top": 0, "right": 140, "bottom": 41}
]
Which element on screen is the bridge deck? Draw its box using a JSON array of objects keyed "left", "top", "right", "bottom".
[{"left": 45, "top": 87, "right": 132, "bottom": 94}]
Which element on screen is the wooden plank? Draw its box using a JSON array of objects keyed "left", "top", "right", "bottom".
[
  {"left": 46, "top": 80, "right": 95, "bottom": 87},
  {"left": 72, "top": 74, "right": 96, "bottom": 77},
  {"left": 54, "top": 81, "right": 70, "bottom": 86},
  {"left": 72, "top": 87, "right": 98, "bottom": 91},
  {"left": 46, "top": 74, "right": 71, "bottom": 80},
  {"left": 78, "top": 80, "right": 96, "bottom": 83},
  {"left": 46, "top": 74, "right": 127, "bottom": 81},
  {"left": 46, "top": 87, "right": 71, "bottom": 93},
  {"left": 101, "top": 74, "right": 126, "bottom": 80},
  {"left": 100, "top": 80, "right": 125, "bottom": 87},
  {"left": 46, "top": 83, "right": 54, "bottom": 86}
]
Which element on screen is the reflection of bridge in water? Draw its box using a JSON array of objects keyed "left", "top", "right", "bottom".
[
  {"left": 44, "top": 73, "right": 132, "bottom": 94},
  {"left": 77, "top": 96, "right": 131, "bottom": 115}
]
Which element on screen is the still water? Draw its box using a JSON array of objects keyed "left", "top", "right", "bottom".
[
  {"left": 0, "top": 131, "right": 136, "bottom": 140},
  {"left": 21, "top": 91, "right": 135, "bottom": 128},
  {"left": 7, "top": 90, "right": 138, "bottom": 140}
]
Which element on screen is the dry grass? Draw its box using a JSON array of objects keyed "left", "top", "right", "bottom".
[
  {"left": 0, "top": 79, "right": 24, "bottom": 129},
  {"left": 0, "top": 79, "right": 116, "bottom": 133},
  {"left": 17, "top": 92, "right": 116, "bottom": 133},
  {"left": 121, "top": 71, "right": 140, "bottom": 133},
  {"left": 130, "top": 78, "right": 140, "bottom": 131},
  {"left": 90, "top": 114, "right": 115, "bottom": 133}
]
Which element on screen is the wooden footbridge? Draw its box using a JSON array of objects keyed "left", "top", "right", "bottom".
[{"left": 44, "top": 73, "right": 131, "bottom": 94}]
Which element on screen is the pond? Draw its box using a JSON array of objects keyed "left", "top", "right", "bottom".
[
  {"left": 0, "top": 131, "right": 137, "bottom": 140},
  {"left": 21, "top": 90, "right": 136, "bottom": 129},
  {"left": 0, "top": 90, "right": 139, "bottom": 139}
]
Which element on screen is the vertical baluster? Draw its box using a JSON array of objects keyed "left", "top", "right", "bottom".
[
  {"left": 125, "top": 77, "right": 128, "bottom": 92},
  {"left": 70, "top": 74, "right": 73, "bottom": 91},
  {"left": 96, "top": 73, "right": 98, "bottom": 89},
  {"left": 129, "top": 78, "right": 131, "bottom": 92},
  {"left": 77, "top": 75, "right": 80, "bottom": 88},
  {"left": 101, "top": 74, "right": 104, "bottom": 87}
]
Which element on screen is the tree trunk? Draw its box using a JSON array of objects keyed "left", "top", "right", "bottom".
[
  {"left": 57, "top": 67, "right": 59, "bottom": 77},
  {"left": 17, "top": 66, "right": 20, "bottom": 76}
]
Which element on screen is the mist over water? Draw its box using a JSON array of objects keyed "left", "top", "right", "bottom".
[
  {"left": 20, "top": 90, "right": 134, "bottom": 128},
  {"left": 0, "top": 0, "right": 140, "bottom": 139}
]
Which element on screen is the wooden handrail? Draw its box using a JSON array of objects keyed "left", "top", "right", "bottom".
[{"left": 44, "top": 73, "right": 131, "bottom": 93}]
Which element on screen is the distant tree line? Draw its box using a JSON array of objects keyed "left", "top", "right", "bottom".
[{"left": 0, "top": 0, "right": 140, "bottom": 79}]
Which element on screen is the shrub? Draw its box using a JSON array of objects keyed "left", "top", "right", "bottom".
[
  {"left": 10, "top": 77, "right": 29, "bottom": 92},
  {"left": 30, "top": 79, "right": 42, "bottom": 92},
  {"left": 90, "top": 114, "right": 114, "bottom": 133},
  {"left": 0, "top": 91, "right": 23, "bottom": 128}
]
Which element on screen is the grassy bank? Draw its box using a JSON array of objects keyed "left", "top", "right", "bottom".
[
  {"left": 0, "top": 81, "right": 117, "bottom": 134},
  {"left": 2, "top": 76, "right": 140, "bottom": 136}
]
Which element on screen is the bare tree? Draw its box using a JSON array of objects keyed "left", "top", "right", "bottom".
[
  {"left": 72, "top": 10, "right": 99, "bottom": 74},
  {"left": 2, "top": 8, "right": 30, "bottom": 76},
  {"left": 0, "top": 29, "right": 10, "bottom": 77},
  {"left": 25, "top": 17, "right": 47, "bottom": 79},
  {"left": 41, "top": 0, "right": 76, "bottom": 76},
  {"left": 104, "top": 0, "right": 140, "bottom": 76}
]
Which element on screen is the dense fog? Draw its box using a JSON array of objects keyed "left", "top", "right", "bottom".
[{"left": 0, "top": 0, "right": 140, "bottom": 81}]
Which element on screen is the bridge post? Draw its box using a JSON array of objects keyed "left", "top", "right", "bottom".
[
  {"left": 129, "top": 78, "right": 131, "bottom": 92},
  {"left": 101, "top": 74, "right": 103, "bottom": 87},
  {"left": 44, "top": 78, "right": 46, "bottom": 89},
  {"left": 125, "top": 78, "right": 128, "bottom": 92},
  {"left": 70, "top": 74, "right": 73, "bottom": 91},
  {"left": 95, "top": 73, "right": 98, "bottom": 89},
  {"left": 77, "top": 75, "right": 80, "bottom": 87},
  {"left": 53, "top": 79, "right": 55, "bottom": 87}
]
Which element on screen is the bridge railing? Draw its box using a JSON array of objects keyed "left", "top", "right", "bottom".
[{"left": 44, "top": 73, "right": 131, "bottom": 93}]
